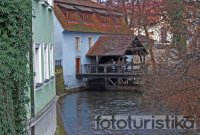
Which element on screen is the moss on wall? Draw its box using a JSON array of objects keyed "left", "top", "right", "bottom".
[{"left": 55, "top": 67, "right": 65, "bottom": 95}]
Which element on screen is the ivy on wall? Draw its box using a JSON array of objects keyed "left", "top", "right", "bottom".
[{"left": 0, "top": 0, "right": 32, "bottom": 134}]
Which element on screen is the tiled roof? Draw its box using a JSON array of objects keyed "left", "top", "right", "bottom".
[
  {"left": 74, "top": 6, "right": 93, "bottom": 12},
  {"left": 87, "top": 35, "right": 149, "bottom": 56},
  {"left": 55, "top": 0, "right": 106, "bottom": 9},
  {"left": 54, "top": 0, "right": 130, "bottom": 34}
]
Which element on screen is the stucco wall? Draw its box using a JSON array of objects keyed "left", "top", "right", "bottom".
[
  {"left": 54, "top": 11, "right": 105, "bottom": 89},
  {"left": 54, "top": 16, "right": 63, "bottom": 61},
  {"left": 32, "top": 0, "right": 56, "bottom": 115},
  {"left": 32, "top": 0, "right": 54, "bottom": 43},
  {"left": 28, "top": 1, "right": 57, "bottom": 135},
  {"left": 34, "top": 103, "right": 57, "bottom": 135},
  {"left": 62, "top": 32, "right": 102, "bottom": 89},
  {"left": 35, "top": 80, "right": 56, "bottom": 114}
]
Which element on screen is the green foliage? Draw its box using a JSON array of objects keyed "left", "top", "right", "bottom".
[
  {"left": 55, "top": 67, "right": 65, "bottom": 95},
  {"left": 0, "top": 0, "right": 32, "bottom": 134}
]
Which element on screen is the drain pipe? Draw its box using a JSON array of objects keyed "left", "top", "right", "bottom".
[{"left": 29, "top": 25, "right": 35, "bottom": 135}]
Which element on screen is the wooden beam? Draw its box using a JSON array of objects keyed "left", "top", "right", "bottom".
[
  {"left": 96, "top": 56, "right": 99, "bottom": 63},
  {"left": 108, "top": 78, "right": 117, "bottom": 86}
]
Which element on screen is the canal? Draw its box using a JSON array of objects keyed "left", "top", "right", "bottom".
[{"left": 58, "top": 90, "right": 197, "bottom": 135}]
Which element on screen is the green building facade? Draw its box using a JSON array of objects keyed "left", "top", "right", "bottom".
[{"left": 28, "top": 0, "right": 57, "bottom": 135}]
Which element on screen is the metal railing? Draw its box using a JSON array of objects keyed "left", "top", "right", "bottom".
[{"left": 55, "top": 59, "right": 62, "bottom": 67}]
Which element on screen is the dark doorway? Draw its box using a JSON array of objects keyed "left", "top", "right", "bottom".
[{"left": 76, "top": 58, "right": 81, "bottom": 74}]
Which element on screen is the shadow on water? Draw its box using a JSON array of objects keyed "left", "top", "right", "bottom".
[{"left": 58, "top": 90, "right": 198, "bottom": 135}]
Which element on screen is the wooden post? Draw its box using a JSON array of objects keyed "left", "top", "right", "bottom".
[
  {"left": 104, "top": 65, "right": 107, "bottom": 73},
  {"left": 105, "top": 78, "right": 108, "bottom": 88},
  {"left": 96, "top": 56, "right": 99, "bottom": 73},
  {"left": 139, "top": 55, "right": 143, "bottom": 63},
  {"left": 96, "top": 56, "right": 98, "bottom": 63},
  {"left": 143, "top": 55, "right": 146, "bottom": 64},
  {"left": 117, "top": 78, "right": 121, "bottom": 86},
  {"left": 131, "top": 56, "right": 133, "bottom": 70},
  {"left": 89, "top": 65, "right": 91, "bottom": 73}
]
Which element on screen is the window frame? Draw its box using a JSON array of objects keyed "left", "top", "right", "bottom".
[
  {"left": 88, "top": 37, "right": 93, "bottom": 49},
  {"left": 97, "top": 14, "right": 110, "bottom": 24},
  {"left": 112, "top": 16, "right": 121, "bottom": 26},
  {"left": 65, "top": 10, "right": 77, "bottom": 22},
  {"left": 45, "top": 0, "right": 53, "bottom": 6},
  {"left": 43, "top": 43, "right": 50, "bottom": 81},
  {"left": 49, "top": 44, "right": 54, "bottom": 77},
  {"left": 75, "top": 37, "right": 81, "bottom": 51},
  {"left": 34, "top": 43, "right": 43, "bottom": 87},
  {"left": 79, "top": 12, "right": 93, "bottom": 23}
]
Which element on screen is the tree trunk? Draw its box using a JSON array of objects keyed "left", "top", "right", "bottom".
[{"left": 143, "top": 25, "right": 156, "bottom": 71}]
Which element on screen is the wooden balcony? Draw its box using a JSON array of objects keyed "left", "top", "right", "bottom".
[{"left": 76, "top": 63, "right": 148, "bottom": 79}]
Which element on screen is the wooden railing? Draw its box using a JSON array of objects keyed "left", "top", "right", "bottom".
[{"left": 79, "top": 63, "right": 148, "bottom": 74}]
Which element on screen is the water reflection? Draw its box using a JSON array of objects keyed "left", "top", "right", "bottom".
[{"left": 59, "top": 91, "right": 196, "bottom": 135}]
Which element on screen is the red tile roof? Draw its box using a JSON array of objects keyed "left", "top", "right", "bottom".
[
  {"left": 54, "top": 0, "right": 130, "bottom": 34},
  {"left": 55, "top": 0, "right": 106, "bottom": 9},
  {"left": 87, "top": 35, "right": 150, "bottom": 56}
]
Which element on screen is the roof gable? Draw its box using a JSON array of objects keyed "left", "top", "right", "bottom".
[
  {"left": 54, "top": 0, "right": 130, "bottom": 34},
  {"left": 87, "top": 35, "right": 149, "bottom": 56},
  {"left": 55, "top": 0, "right": 106, "bottom": 9}
]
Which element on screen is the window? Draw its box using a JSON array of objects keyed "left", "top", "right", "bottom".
[
  {"left": 43, "top": 0, "right": 53, "bottom": 7},
  {"left": 44, "top": 44, "right": 50, "bottom": 81},
  {"left": 79, "top": 12, "right": 93, "bottom": 23},
  {"left": 65, "top": 10, "right": 76, "bottom": 22},
  {"left": 84, "top": 13, "right": 93, "bottom": 22},
  {"left": 47, "top": 0, "right": 51, "bottom": 6},
  {"left": 88, "top": 37, "right": 93, "bottom": 49},
  {"left": 34, "top": 44, "right": 42, "bottom": 86},
  {"left": 49, "top": 44, "right": 54, "bottom": 77},
  {"left": 48, "top": 0, "right": 53, "bottom": 6},
  {"left": 98, "top": 14, "right": 109, "bottom": 24},
  {"left": 112, "top": 16, "right": 121, "bottom": 25},
  {"left": 55, "top": 60, "right": 62, "bottom": 67},
  {"left": 75, "top": 37, "right": 81, "bottom": 51}
]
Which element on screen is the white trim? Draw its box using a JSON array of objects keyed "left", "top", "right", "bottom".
[
  {"left": 35, "top": 87, "right": 42, "bottom": 92},
  {"left": 43, "top": 43, "right": 50, "bottom": 80},
  {"left": 49, "top": 44, "right": 54, "bottom": 77},
  {"left": 47, "top": 0, "right": 53, "bottom": 6},
  {"left": 48, "top": 6, "right": 53, "bottom": 11},
  {"left": 41, "top": 1, "right": 48, "bottom": 7},
  {"left": 75, "top": 36, "right": 81, "bottom": 51},
  {"left": 41, "top": 0, "right": 53, "bottom": 7},
  {"left": 44, "top": 79, "right": 53, "bottom": 86},
  {"left": 34, "top": 43, "right": 42, "bottom": 85},
  {"left": 88, "top": 36, "right": 93, "bottom": 49},
  {"left": 76, "top": 55, "right": 81, "bottom": 58}
]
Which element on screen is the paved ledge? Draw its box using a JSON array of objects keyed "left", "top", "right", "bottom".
[
  {"left": 59, "top": 87, "right": 87, "bottom": 99},
  {"left": 27, "top": 96, "right": 59, "bottom": 129}
]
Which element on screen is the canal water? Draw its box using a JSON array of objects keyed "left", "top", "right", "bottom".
[{"left": 58, "top": 91, "right": 197, "bottom": 135}]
